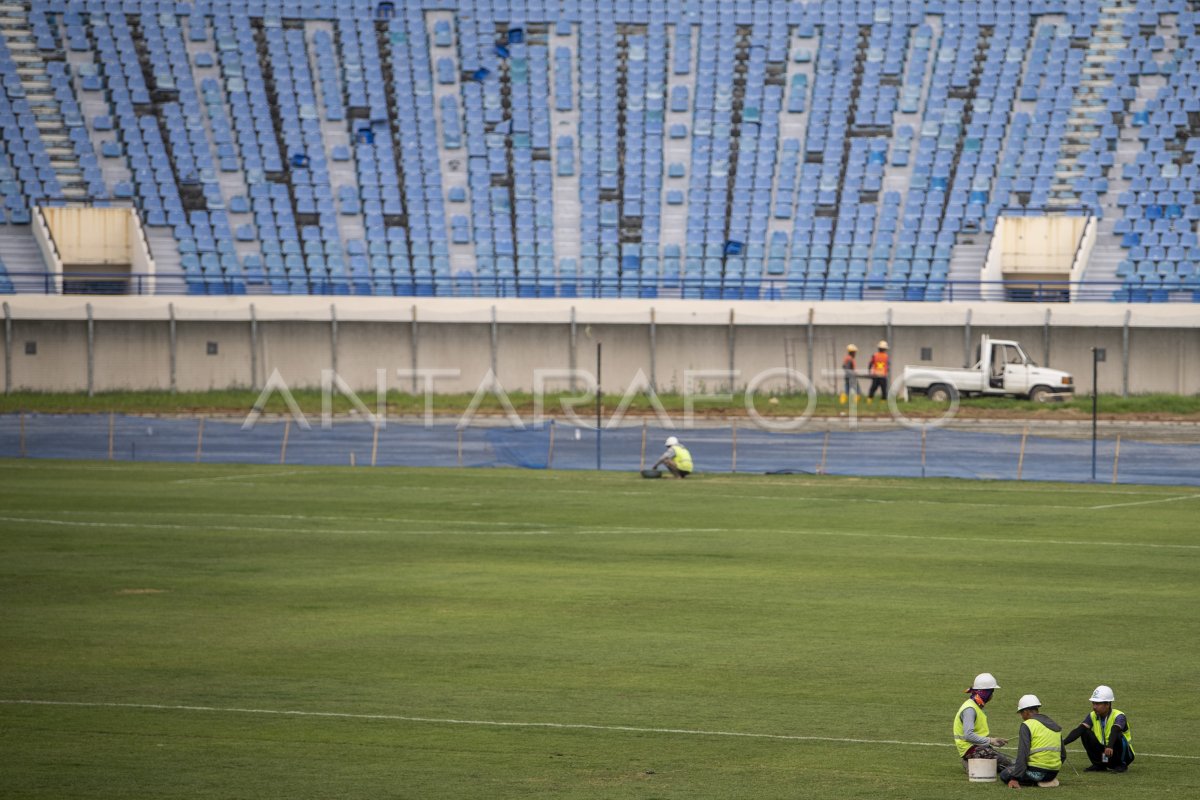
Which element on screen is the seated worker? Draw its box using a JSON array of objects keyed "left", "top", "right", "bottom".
[
  {"left": 953, "top": 672, "right": 1013, "bottom": 772},
  {"left": 653, "top": 436, "right": 693, "bottom": 478},
  {"left": 1001, "top": 694, "right": 1064, "bottom": 789},
  {"left": 1062, "top": 685, "right": 1134, "bottom": 773}
]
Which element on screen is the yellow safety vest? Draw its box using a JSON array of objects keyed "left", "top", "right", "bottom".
[
  {"left": 672, "top": 445, "right": 693, "bottom": 472},
  {"left": 1090, "top": 708, "right": 1133, "bottom": 754},
  {"left": 1024, "top": 717, "right": 1063, "bottom": 771},
  {"left": 953, "top": 698, "right": 989, "bottom": 758}
]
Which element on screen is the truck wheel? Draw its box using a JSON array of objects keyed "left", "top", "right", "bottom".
[
  {"left": 1028, "top": 386, "right": 1052, "bottom": 402},
  {"left": 927, "top": 384, "right": 956, "bottom": 403}
]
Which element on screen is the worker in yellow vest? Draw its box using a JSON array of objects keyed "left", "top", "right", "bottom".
[
  {"left": 1001, "top": 694, "right": 1065, "bottom": 789},
  {"left": 953, "top": 672, "right": 1014, "bottom": 772},
  {"left": 654, "top": 436, "right": 693, "bottom": 478},
  {"left": 1061, "top": 685, "right": 1134, "bottom": 772}
]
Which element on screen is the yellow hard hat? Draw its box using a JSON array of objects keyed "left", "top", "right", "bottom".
[{"left": 878, "top": 340, "right": 889, "bottom": 350}]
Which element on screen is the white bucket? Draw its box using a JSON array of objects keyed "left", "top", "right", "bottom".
[{"left": 967, "top": 758, "right": 998, "bottom": 782}]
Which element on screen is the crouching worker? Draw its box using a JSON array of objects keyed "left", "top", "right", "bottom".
[
  {"left": 654, "top": 436, "right": 693, "bottom": 478},
  {"left": 1061, "top": 685, "right": 1134, "bottom": 773},
  {"left": 954, "top": 673, "right": 1014, "bottom": 772},
  {"left": 1002, "top": 694, "right": 1064, "bottom": 789}
]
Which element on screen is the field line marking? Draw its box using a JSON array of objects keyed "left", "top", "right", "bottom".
[
  {"left": 1087, "top": 493, "right": 1200, "bottom": 510},
  {"left": 2, "top": 699, "right": 1196, "bottom": 760}
]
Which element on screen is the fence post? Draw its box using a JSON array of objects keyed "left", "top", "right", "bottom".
[
  {"left": 819, "top": 429, "right": 829, "bottom": 475},
  {"left": 457, "top": 427, "right": 463, "bottom": 467},
  {"left": 639, "top": 418, "right": 647, "bottom": 470},
  {"left": 732, "top": 419, "right": 738, "bottom": 473},
  {"left": 548, "top": 419, "right": 556, "bottom": 470},
  {"left": 1112, "top": 435, "right": 1121, "bottom": 484},
  {"left": 1017, "top": 425, "right": 1028, "bottom": 480},
  {"left": 195, "top": 417, "right": 205, "bottom": 463},
  {"left": 108, "top": 412, "right": 114, "bottom": 460},
  {"left": 371, "top": 423, "right": 380, "bottom": 467},
  {"left": 920, "top": 428, "right": 927, "bottom": 479},
  {"left": 19, "top": 409, "right": 26, "bottom": 457},
  {"left": 280, "top": 418, "right": 291, "bottom": 465}
]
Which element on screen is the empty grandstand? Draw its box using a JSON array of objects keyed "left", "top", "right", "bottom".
[{"left": 0, "top": 0, "right": 1198, "bottom": 302}]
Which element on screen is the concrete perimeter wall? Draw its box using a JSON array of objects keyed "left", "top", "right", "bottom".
[{"left": 2, "top": 297, "right": 1198, "bottom": 395}]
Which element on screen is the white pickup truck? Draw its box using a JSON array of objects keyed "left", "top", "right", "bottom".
[{"left": 902, "top": 335, "right": 1075, "bottom": 402}]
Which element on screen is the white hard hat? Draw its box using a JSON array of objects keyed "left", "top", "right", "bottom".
[
  {"left": 847, "top": 343, "right": 858, "bottom": 352},
  {"left": 1090, "top": 685, "right": 1115, "bottom": 703},
  {"left": 878, "top": 340, "right": 889, "bottom": 350},
  {"left": 665, "top": 436, "right": 679, "bottom": 447},
  {"left": 972, "top": 673, "right": 1000, "bottom": 690},
  {"left": 1018, "top": 694, "right": 1042, "bottom": 711}
]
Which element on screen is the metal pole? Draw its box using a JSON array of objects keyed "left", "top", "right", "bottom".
[
  {"left": 1091, "top": 347, "right": 1099, "bottom": 482},
  {"left": 108, "top": 412, "right": 114, "bottom": 461},
  {"left": 885, "top": 307, "right": 893, "bottom": 378},
  {"left": 920, "top": 428, "right": 927, "bottom": 479},
  {"left": 4, "top": 301, "right": 13, "bottom": 394},
  {"left": 19, "top": 409, "right": 26, "bottom": 457},
  {"left": 371, "top": 424, "right": 380, "bottom": 467},
  {"left": 595, "top": 342, "right": 602, "bottom": 470},
  {"left": 649, "top": 307, "right": 656, "bottom": 393},
  {"left": 1017, "top": 425, "right": 1028, "bottom": 480},
  {"left": 281, "top": 418, "right": 291, "bottom": 465},
  {"left": 195, "top": 417, "right": 205, "bottom": 462},
  {"left": 639, "top": 418, "right": 647, "bottom": 470},
  {"left": 330, "top": 303, "right": 338, "bottom": 377},
  {"left": 1122, "top": 308, "right": 1131, "bottom": 398},
  {"left": 1043, "top": 308, "right": 1052, "bottom": 367},
  {"left": 547, "top": 419, "right": 556, "bottom": 469},
  {"left": 818, "top": 429, "right": 829, "bottom": 474},
  {"left": 1112, "top": 435, "right": 1121, "bottom": 484},
  {"left": 168, "top": 302, "right": 177, "bottom": 394},
  {"left": 249, "top": 303, "right": 259, "bottom": 391},
  {"left": 86, "top": 302, "right": 94, "bottom": 397},
  {"left": 963, "top": 308, "right": 972, "bottom": 367},
  {"left": 457, "top": 427, "right": 463, "bottom": 467},
  {"left": 732, "top": 419, "right": 738, "bottom": 474},
  {"left": 410, "top": 305, "right": 418, "bottom": 393}
]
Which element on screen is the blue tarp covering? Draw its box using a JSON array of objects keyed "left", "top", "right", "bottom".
[{"left": 0, "top": 414, "right": 1197, "bottom": 486}]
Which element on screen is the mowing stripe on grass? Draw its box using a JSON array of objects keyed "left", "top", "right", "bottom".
[
  {"left": 3, "top": 699, "right": 1196, "bottom": 760},
  {"left": 3, "top": 513, "right": 1199, "bottom": 550}
]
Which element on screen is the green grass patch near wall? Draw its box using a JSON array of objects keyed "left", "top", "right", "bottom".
[
  {"left": 2, "top": 462, "right": 1198, "bottom": 798},
  {"left": 1, "top": 389, "right": 1198, "bottom": 419}
]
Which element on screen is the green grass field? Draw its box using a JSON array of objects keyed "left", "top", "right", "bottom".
[{"left": 2, "top": 461, "right": 1198, "bottom": 799}]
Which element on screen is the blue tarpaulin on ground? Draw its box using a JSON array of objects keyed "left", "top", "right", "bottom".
[{"left": 0, "top": 414, "right": 1197, "bottom": 486}]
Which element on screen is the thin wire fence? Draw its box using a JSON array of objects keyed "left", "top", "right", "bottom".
[{"left": 1, "top": 413, "right": 1197, "bottom": 486}]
